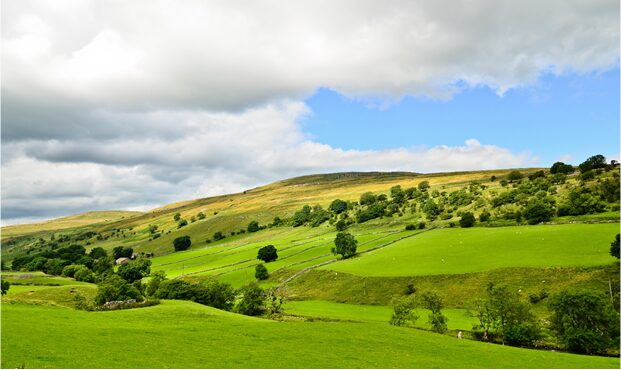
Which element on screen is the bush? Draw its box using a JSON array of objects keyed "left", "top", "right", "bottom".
[
  {"left": 177, "top": 219, "right": 188, "bottom": 228},
  {"left": 213, "top": 231, "right": 225, "bottom": 241},
  {"left": 94, "top": 274, "right": 143, "bottom": 306},
  {"left": 505, "top": 322, "right": 542, "bottom": 347},
  {"left": 418, "top": 222, "right": 426, "bottom": 229},
  {"left": 329, "top": 199, "right": 348, "bottom": 214},
  {"left": 1, "top": 279, "right": 10, "bottom": 295},
  {"left": 74, "top": 267, "right": 96, "bottom": 283},
  {"left": 61, "top": 264, "right": 82, "bottom": 278},
  {"left": 89, "top": 247, "right": 107, "bottom": 259},
  {"left": 390, "top": 295, "right": 418, "bottom": 327},
  {"left": 359, "top": 192, "right": 377, "bottom": 205},
  {"left": 173, "top": 212, "right": 181, "bottom": 221},
  {"left": 405, "top": 224, "right": 416, "bottom": 231},
  {"left": 247, "top": 220, "right": 260, "bottom": 233},
  {"left": 113, "top": 246, "right": 133, "bottom": 259},
  {"left": 550, "top": 162, "right": 574, "bottom": 174},
  {"left": 145, "top": 271, "right": 167, "bottom": 297},
  {"left": 173, "top": 236, "right": 192, "bottom": 251},
  {"left": 117, "top": 259, "right": 151, "bottom": 283},
  {"left": 235, "top": 283, "right": 266, "bottom": 316},
  {"left": 255, "top": 264, "right": 269, "bottom": 280},
  {"left": 417, "top": 181, "right": 430, "bottom": 192},
  {"left": 335, "top": 219, "right": 348, "bottom": 231},
  {"left": 332, "top": 232, "right": 357, "bottom": 259},
  {"left": 197, "top": 212, "right": 206, "bottom": 220},
  {"left": 523, "top": 200, "right": 554, "bottom": 224},
  {"left": 549, "top": 289, "right": 619, "bottom": 354},
  {"left": 257, "top": 245, "right": 278, "bottom": 263},
  {"left": 611, "top": 234, "right": 620, "bottom": 259},
  {"left": 479, "top": 211, "right": 491, "bottom": 222},
  {"left": 459, "top": 212, "right": 476, "bottom": 228},
  {"left": 507, "top": 171, "right": 523, "bottom": 181}
]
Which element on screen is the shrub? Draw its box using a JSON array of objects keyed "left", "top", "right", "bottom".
[
  {"left": 479, "top": 211, "right": 491, "bottom": 222},
  {"left": 173, "top": 236, "right": 192, "bottom": 252},
  {"left": 418, "top": 222, "right": 426, "bottom": 229},
  {"left": 247, "top": 220, "right": 260, "bottom": 233},
  {"left": 173, "top": 212, "right": 181, "bottom": 221},
  {"left": 550, "top": 162, "right": 574, "bottom": 174},
  {"left": 257, "top": 245, "right": 278, "bottom": 263},
  {"left": 177, "top": 219, "right": 188, "bottom": 228},
  {"left": 61, "top": 264, "right": 82, "bottom": 278},
  {"left": 507, "top": 171, "right": 523, "bottom": 181},
  {"left": 332, "top": 232, "right": 358, "bottom": 259},
  {"left": 235, "top": 283, "right": 266, "bottom": 316},
  {"left": 145, "top": 271, "right": 167, "bottom": 297},
  {"left": 524, "top": 200, "right": 554, "bottom": 225},
  {"left": 549, "top": 289, "right": 619, "bottom": 354},
  {"left": 610, "top": 234, "right": 620, "bottom": 259},
  {"left": 74, "top": 267, "right": 96, "bottom": 283},
  {"left": 417, "top": 181, "right": 430, "bottom": 192},
  {"left": 197, "top": 212, "right": 206, "bottom": 220},
  {"left": 329, "top": 199, "right": 348, "bottom": 214},
  {"left": 255, "top": 264, "right": 269, "bottom": 280},
  {"left": 459, "top": 212, "right": 476, "bottom": 228},
  {"left": 1, "top": 279, "right": 10, "bottom": 295},
  {"left": 335, "top": 219, "right": 348, "bottom": 231},
  {"left": 390, "top": 295, "right": 418, "bottom": 327},
  {"left": 405, "top": 224, "right": 416, "bottom": 231},
  {"left": 89, "top": 247, "right": 107, "bottom": 259},
  {"left": 213, "top": 231, "right": 225, "bottom": 241}
]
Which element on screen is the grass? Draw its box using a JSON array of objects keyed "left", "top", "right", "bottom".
[
  {"left": 321, "top": 223, "right": 620, "bottom": 276},
  {"left": 1, "top": 272, "right": 93, "bottom": 287},
  {"left": 284, "top": 300, "right": 478, "bottom": 330},
  {"left": 2, "top": 301, "right": 618, "bottom": 369}
]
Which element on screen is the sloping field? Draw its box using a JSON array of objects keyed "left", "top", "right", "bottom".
[
  {"left": 321, "top": 223, "right": 620, "bottom": 276},
  {"left": 2, "top": 301, "right": 617, "bottom": 369}
]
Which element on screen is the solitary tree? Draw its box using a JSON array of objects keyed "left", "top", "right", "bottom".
[
  {"left": 173, "top": 236, "right": 192, "bottom": 251},
  {"left": 610, "top": 234, "right": 620, "bottom": 259},
  {"left": 507, "top": 170, "right": 524, "bottom": 182},
  {"left": 255, "top": 264, "right": 269, "bottom": 280},
  {"left": 173, "top": 212, "right": 181, "bottom": 221},
  {"left": 390, "top": 295, "right": 418, "bottom": 327},
  {"left": 459, "top": 212, "right": 476, "bottom": 228},
  {"left": 332, "top": 232, "right": 357, "bottom": 259},
  {"left": 257, "top": 245, "right": 278, "bottom": 263},
  {"left": 578, "top": 154, "right": 607, "bottom": 173},
  {"left": 550, "top": 162, "right": 574, "bottom": 174}
]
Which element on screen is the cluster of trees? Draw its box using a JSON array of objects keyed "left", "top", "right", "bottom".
[
  {"left": 292, "top": 205, "right": 333, "bottom": 227},
  {"left": 390, "top": 290, "right": 448, "bottom": 334}
]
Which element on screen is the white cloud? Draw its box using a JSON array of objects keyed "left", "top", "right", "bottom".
[{"left": 1, "top": 0, "right": 616, "bottom": 223}]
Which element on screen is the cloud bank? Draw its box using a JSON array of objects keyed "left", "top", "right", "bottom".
[{"left": 1, "top": 0, "right": 618, "bottom": 223}]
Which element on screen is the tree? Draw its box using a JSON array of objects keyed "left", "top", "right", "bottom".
[
  {"left": 417, "top": 181, "right": 430, "bottom": 192},
  {"left": 148, "top": 224, "right": 159, "bottom": 234},
  {"left": 173, "top": 212, "right": 181, "bottom": 221},
  {"left": 1, "top": 279, "right": 10, "bottom": 295},
  {"left": 118, "top": 258, "right": 151, "bottom": 283},
  {"left": 213, "top": 231, "right": 225, "bottom": 241},
  {"left": 235, "top": 283, "right": 266, "bottom": 316},
  {"left": 550, "top": 162, "right": 574, "bottom": 174},
  {"left": 145, "top": 271, "right": 167, "bottom": 297},
  {"left": 173, "top": 236, "right": 192, "bottom": 251},
  {"left": 257, "top": 245, "right": 278, "bottom": 263},
  {"left": 177, "top": 219, "right": 188, "bottom": 228},
  {"left": 329, "top": 199, "right": 348, "bottom": 214},
  {"left": 390, "top": 185, "right": 406, "bottom": 204},
  {"left": 390, "top": 295, "right": 418, "bottom": 327},
  {"left": 549, "top": 289, "right": 619, "bottom": 354},
  {"left": 359, "top": 192, "right": 377, "bottom": 205},
  {"left": 247, "top": 220, "right": 260, "bottom": 233},
  {"left": 292, "top": 205, "right": 312, "bottom": 226},
  {"left": 578, "top": 154, "right": 607, "bottom": 173},
  {"left": 271, "top": 216, "right": 283, "bottom": 227},
  {"left": 74, "top": 266, "right": 95, "bottom": 283},
  {"left": 421, "top": 291, "right": 448, "bottom": 334},
  {"left": 332, "top": 232, "right": 357, "bottom": 259},
  {"left": 113, "top": 246, "right": 133, "bottom": 260},
  {"left": 255, "top": 264, "right": 269, "bottom": 280},
  {"left": 459, "top": 212, "right": 476, "bottom": 228},
  {"left": 89, "top": 247, "right": 107, "bottom": 259},
  {"left": 479, "top": 211, "right": 491, "bottom": 222},
  {"left": 610, "top": 234, "right": 620, "bottom": 259},
  {"left": 94, "top": 274, "right": 143, "bottom": 306},
  {"left": 335, "top": 219, "right": 348, "bottom": 231},
  {"left": 197, "top": 212, "right": 206, "bottom": 220},
  {"left": 524, "top": 200, "right": 554, "bottom": 225},
  {"left": 507, "top": 170, "right": 523, "bottom": 182}
]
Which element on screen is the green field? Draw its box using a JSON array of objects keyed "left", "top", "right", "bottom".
[
  {"left": 2, "top": 301, "right": 618, "bottom": 369},
  {"left": 322, "top": 223, "right": 620, "bottom": 276}
]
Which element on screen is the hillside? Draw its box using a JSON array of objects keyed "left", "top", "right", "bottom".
[{"left": 2, "top": 165, "right": 619, "bottom": 368}]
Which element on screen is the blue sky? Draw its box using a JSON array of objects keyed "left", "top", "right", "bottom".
[{"left": 303, "top": 68, "right": 620, "bottom": 166}]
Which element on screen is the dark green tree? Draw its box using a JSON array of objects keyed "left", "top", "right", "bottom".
[
  {"left": 549, "top": 289, "right": 619, "bottom": 354},
  {"left": 94, "top": 274, "right": 143, "bottom": 306},
  {"left": 257, "top": 245, "right": 278, "bottom": 263},
  {"left": 550, "top": 162, "right": 574, "bottom": 174},
  {"left": 173, "top": 212, "right": 181, "bottom": 221},
  {"left": 459, "top": 212, "right": 476, "bottom": 228},
  {"left": 335, "top": 219, "right": 348, "bottom": 231},
  {"left": 332, "top": 232, "right": 358, "bottom": 259},
  {"left": 524, "top": 200, "right": 554, "bottom": 224},
  {"left": 213, "top": 231, "right": 225, "bottom": 241},
  {"left": 113, "top": 246, "right": 133, "bottom": 259},
  {"left": 197, "top": 212, "right": 206, "bottom": 220},
  {"left": 1, "top": 279, "right": 10, "bottom": 295},
  {"left": 507, "top": 170, "right": 524, "bottom": 182},
  {"left": 89, "top": 247, "right": 107, "bottom": 259},
  {"left": 610, "top": 234, "right": 620, "bottom": 259},
  {"left": 177, "top": 219, "right": 188, "bottom": 228},
  {"left": 329, "top": 199, "right": 349, "bottom": 214},
  {"left": 255, "top": 264, "right": 269, "bottom": 280},
  {"left": 173, "top": 236, "right": 192, "bottom": 251},
  {"left": 247, "top": 220, "right": 260, "bottom": 233},
  {"left": 417, "top": 181, "right": 430, "bottom": 192},
  {"left": 578, "top": 154, "right": 607, "bottom": 173},
  {"left": 145, "top": 271, "right": 167, "bottom": 297}
]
